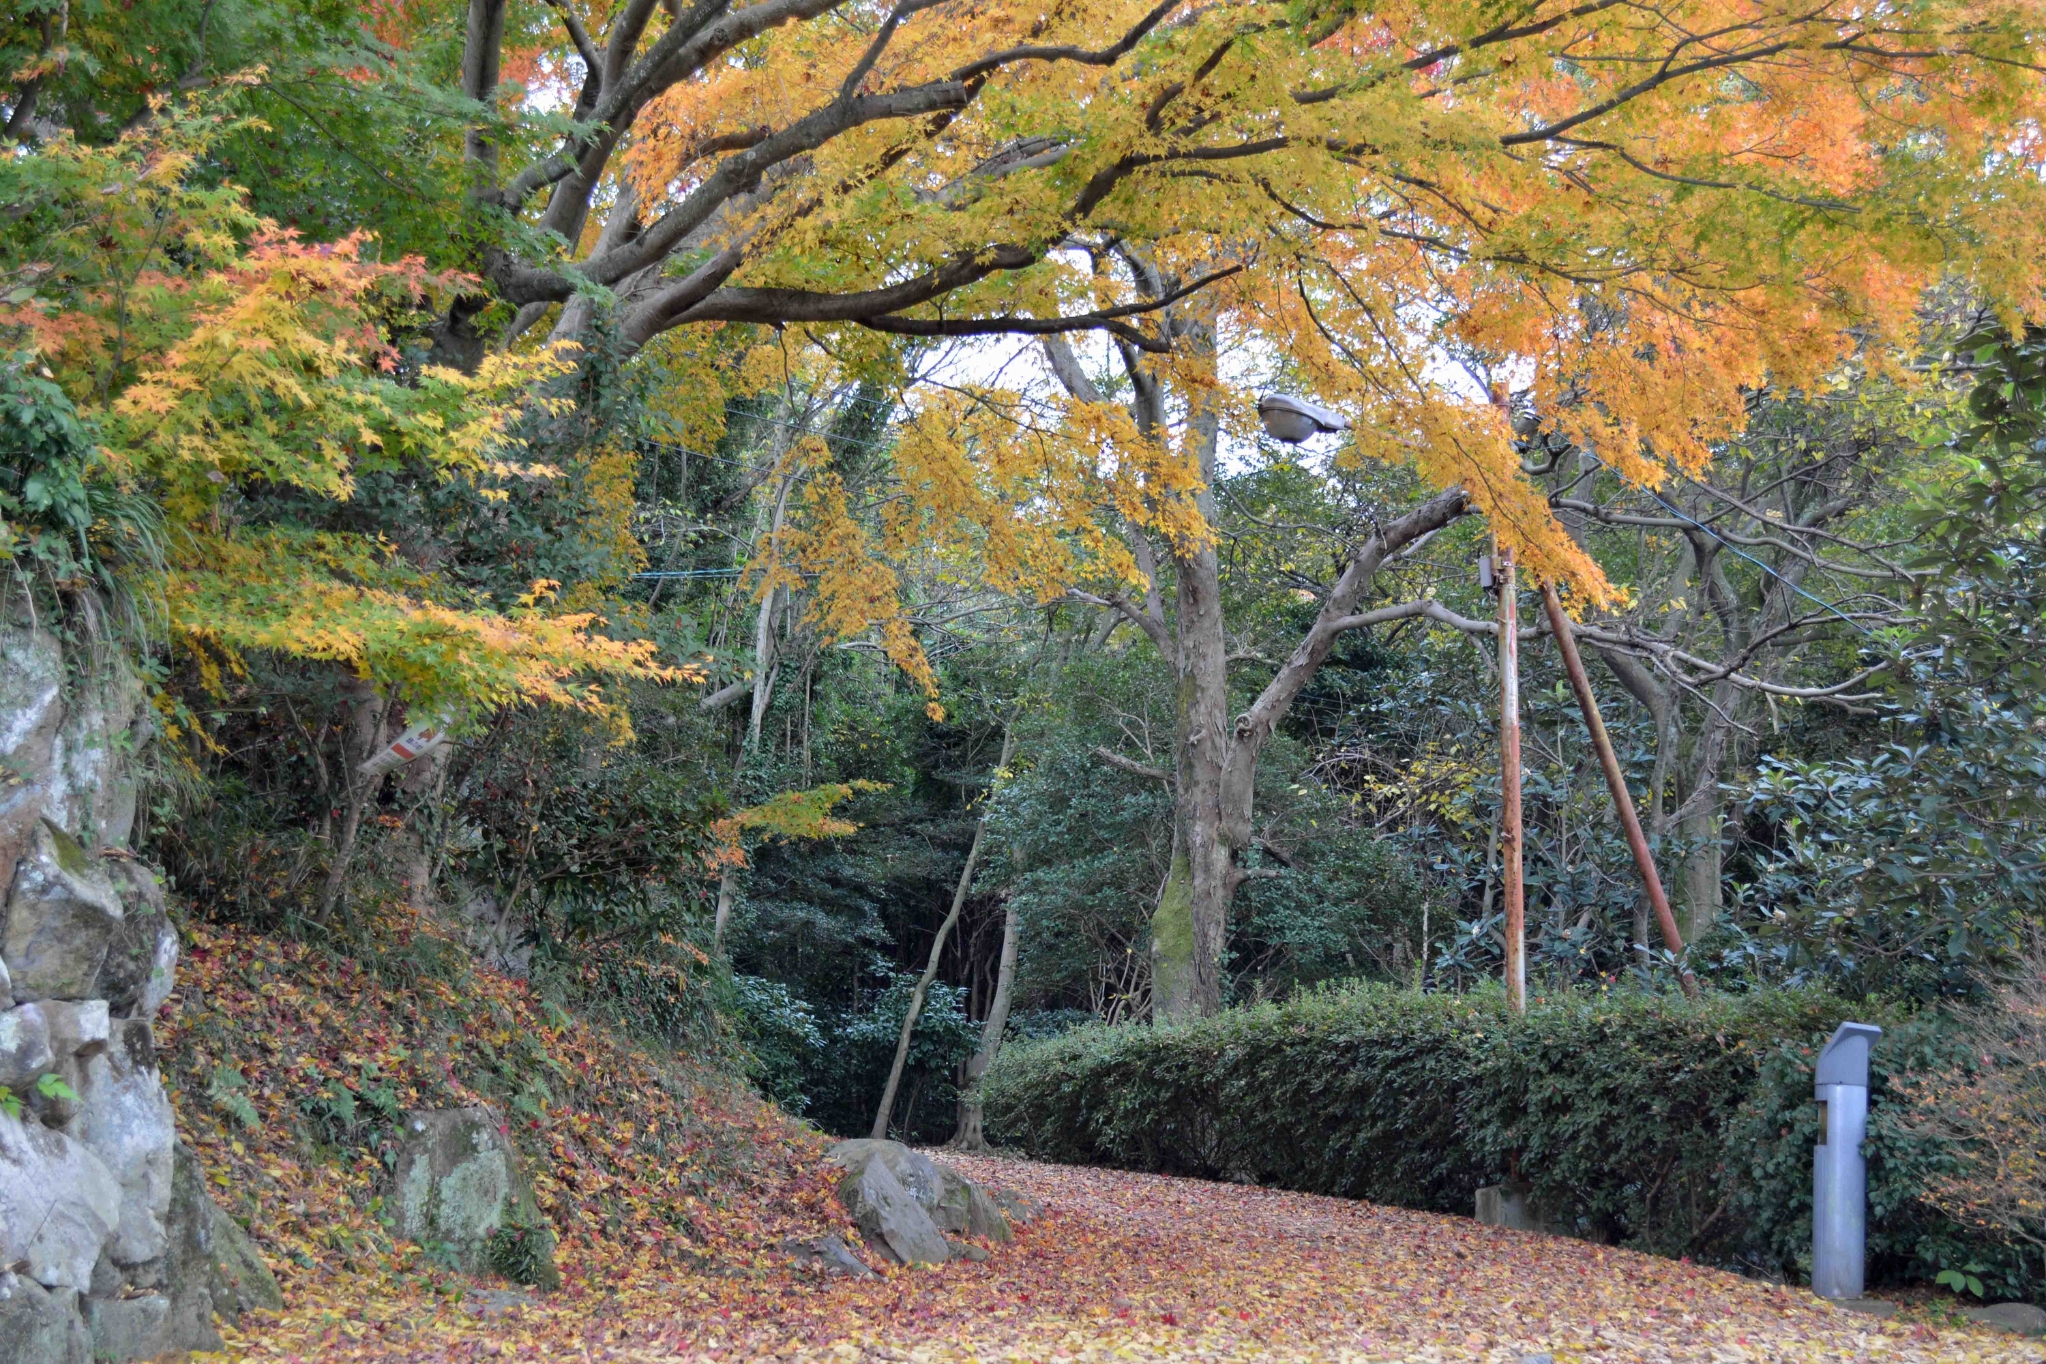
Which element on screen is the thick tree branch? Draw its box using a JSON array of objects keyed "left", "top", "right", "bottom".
[
  {"left": 858, "top": 263, "right": 1243, "bottom": 352},
  {"left": 1065, "top": 589, "right": 1170, "bottom": 653},
  {"left": 668, "top": 244, "right": 1036, "bottom": 326},
  {"left": 1236, "top": 487, "right": 1472, "bottom": 741},
  {"left": 544, "top": 0, "right": 602, "bottom": 84},
  {"left": 1092, "top": 746, "right": 1172, "bottom": 782},
  {"left": 949, "top": 0, "right": 1183, "bottom": 83}
]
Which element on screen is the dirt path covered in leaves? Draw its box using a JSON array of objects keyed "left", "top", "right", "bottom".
[{"left": 233, "top": 1152, "right": 2038, "bottom": 1363}]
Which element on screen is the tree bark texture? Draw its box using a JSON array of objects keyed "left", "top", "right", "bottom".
[
  {"left": 951, "top": 898, "right": 1021, "bottom": 1150},
  {"left": 1496, "top": 547, "right": 1525, "bottom": 1012}
]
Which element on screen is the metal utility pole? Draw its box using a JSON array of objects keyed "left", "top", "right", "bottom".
[
  {"left": 1813, "top": 1022, "right": 1883, "bottom": 1299},
  {"left": 1540, "top": 583, "right": 1699, "bottom": 1000},
  {"left": 1495, "top": 545, "right": 1525, "bottom": 1012}
]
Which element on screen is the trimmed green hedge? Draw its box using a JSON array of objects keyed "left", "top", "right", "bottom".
[{"left": 983, "top": 984, "right": 2034, "bottom": 1299}]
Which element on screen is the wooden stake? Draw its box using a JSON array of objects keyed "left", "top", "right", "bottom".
[
  {"left": 1540, "top": 582, "right": 1700, "bottom": 999},
  {"left": 1497, "top": 546, "right": 1525, "bottom": 1013}
]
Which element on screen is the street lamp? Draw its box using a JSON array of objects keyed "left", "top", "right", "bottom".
[{"left": 1257, "top": 394, "right": 1349, "bottom": 444}]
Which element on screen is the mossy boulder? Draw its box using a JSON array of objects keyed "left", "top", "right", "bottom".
[{"left": 390, "top": 1107, "right": 557, "bottom": 1289}]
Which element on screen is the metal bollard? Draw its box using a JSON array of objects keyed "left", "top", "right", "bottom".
[{"left": 1812, "top": 1021, "right": 1883, "bottom": 1299}]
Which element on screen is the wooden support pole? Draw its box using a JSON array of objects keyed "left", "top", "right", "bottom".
[
  {"left": 1497, "top": 546, "right": 1525, "bottom": 1013},
  {"left": 1540, "top": 581, "right": 1700, "bottom": 1000}
]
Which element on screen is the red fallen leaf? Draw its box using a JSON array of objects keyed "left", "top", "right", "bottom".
[{"left": 162, "top": 921, "right": 2033, "bottom": 1364}]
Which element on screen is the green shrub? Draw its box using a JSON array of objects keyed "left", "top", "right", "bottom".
[
  {"left": 983, "top": 983, "right": 2037, "bottom": 1298},
  {"left": 484, "top": 1216, "right": 561, "bottom": 1290}
]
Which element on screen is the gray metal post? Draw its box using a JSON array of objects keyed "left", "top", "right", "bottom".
[{"left": 1812, "top": 1021, "right": 1883, "bottom": 1299}]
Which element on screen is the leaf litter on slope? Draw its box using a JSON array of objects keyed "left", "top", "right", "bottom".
[
  {"left": 161, "top": 923, "right": 2042, "bottom": 1362},
  {"left": 223, "top": 1154, "right": 2044, "bottom": 1362}
]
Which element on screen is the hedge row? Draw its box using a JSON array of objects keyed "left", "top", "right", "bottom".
[{"left": 983, "top": 984, "right": 2034, "bottom": 1299}]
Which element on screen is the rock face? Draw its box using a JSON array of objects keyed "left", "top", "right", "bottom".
[
  {"left": 0, "top": 621, "right": 271, "bottom": 1360},
  {"left": 824, "top": 1139, "right": 1035, "bottom": 1266},
  {"left": 1475, "top": 1182, "right": 1563, "bottom": 1235},
  {"left": 390, "top": 1106, "right": 558, "bottom": 1288},
  {"left": 0, "top": 1273, "right": 91, "bottom": 1364},
  {"left": 0, "top": 1111, "right": 122, "bottom": 1290},
  {"left": 837, "top": 1149, "right": 954, "bottom": 1265},
  {"left": 3, "top": 823, "right": 124, "bottom": 1002},
  {"left": 1963, "top": 1302, "right": 2046, "bottom": 1336}
]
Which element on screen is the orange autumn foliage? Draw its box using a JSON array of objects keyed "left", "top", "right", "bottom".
[
  {"left": 608, "top": 0, "right": 2044, "bottom": 613},
  {"left": 2, "top": 105, "right": 680, "bottom": 726}
]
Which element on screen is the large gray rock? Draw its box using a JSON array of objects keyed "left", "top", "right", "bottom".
[
  {"left": 1, "top": 824, "right": 122, "bottom": 1003},
  {"left": 825, "top": 1139, "right": 1014, "bottom": 1246},
  {"left": 967, "top": 1181, "right": 1014, "bottom": 1244},
  {"left": 164, "top": 1141, "right": 280, "bottom": 1333},
  {"left": 836, "top": 1149, "right": 951, "bottom": 1266},
  {"left": 0, "top": 1001, "right": 53, "bottom": 1092},
  {"left": 81, "top": 1294, "right": 176, "bottom": 1363},
  {"left": 92, "top": 864, "right": 174, "bottom": 1021},
  {"left": 988, "top": 1184, "right": 1041, "bottom": 1228},
  {"left": 779, "top": 1233, "right": 875, "bottom": 1278},
  {"left": 0, "top": 628, "right": 66, "bottom": 892},
  {"left": 1476, "top": 1181, "right": 1562, "bottom": 1234},
  {"left": 0, "top": 1273, "right": 90, "bottom": 1364},
  {"left": 0, "top": 1111, "right": 121, "bottom": 1290},
  {"left": 34, "top": 1000, "right": 107, "bottom": 1126},
  {"left": 45, "top": 664, "right": 144, "bottom": 855},
  {"left": 828, "top": 1138, "right": 949, "bottom": 1208},
  {"left": 390, "top": 1107, "right": 555, "bottom": 1285},
  {"left": 69, "top": 1022, "right": 172, "bottom": 1267}
]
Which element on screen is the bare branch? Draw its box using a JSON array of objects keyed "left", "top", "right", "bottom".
[
  {"left": 949, "top": 0, "right": 1183, "bottom": 83},
  {"left": 1066, "top": 589, "right": 1171, "bottom": 653},
  {"left": 544, "top": 0, "right": 603, "bottom": 86},
  {"left": 859, "top": 263, "right": 1244, "bottom": 353},
  {"left": 1236, "top": 487, "right": 1472, "bottom": 741},
  {"left": 1092, "top": 746, "right": 1172, "bottom": 783}
]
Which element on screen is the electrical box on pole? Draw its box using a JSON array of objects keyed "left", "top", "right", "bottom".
[{"left": 1812, "top": 1021, "right": 1883, "bottom": 1300}]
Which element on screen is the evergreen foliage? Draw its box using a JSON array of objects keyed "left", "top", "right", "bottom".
[{"left": 984, "top": 985, "right": 2037, "bottom": 1299}]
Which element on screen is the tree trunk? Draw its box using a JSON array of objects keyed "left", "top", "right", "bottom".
[
  {"left": 871, "top": 721, "right": 1016, "bottom": 1139},
  {"left": 1679, "top": 804, "right": 1725, "bottom": 945},
  {"left": 399, "top": 743, "right": 453, "bottom": 908},
  {"left": 1149, "top": 832, "right": 1197, "bottom": 1019},
  {"left": 746, "top": 471, "right": 795, "bottom": 751},
  {"left": 712, "top": 867, "right": 737, "bottom": 956},
  {"left": 317, "top": 680, "right": 395, "bottom": 922},
  {"left": 951, "top": 898, "right": 1021, "bottom": 1150},
  {"left": 1674, "top": 678, "right": 1737, "bottom": 943}
]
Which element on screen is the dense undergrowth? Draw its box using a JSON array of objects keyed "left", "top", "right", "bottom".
[
  {"left": 157, "top": 909, "right": 850, "bottom": 1317},
  {"left": 983, "top": 983, "right": 2039, "bottom": 1303}
]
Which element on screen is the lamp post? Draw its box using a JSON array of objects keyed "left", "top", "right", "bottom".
[
  {"left": 1813, "top": 1021, "right": 1883, "bottom": 1300},
  {"left": 1256, "top": 394, "right": 1349, "bottom": 443}
]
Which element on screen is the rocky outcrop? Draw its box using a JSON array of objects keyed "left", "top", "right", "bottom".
[
  {"left": 0, "top": 1274, "right": 91, "bottom": 1364},
  {"left": 824, "top": 1139, "right": 1038, "bottom": 1266},
  {"left": 780, "top": 1233, "right": 875, "bottom": 1278},
  {"left": 390, "top": 1106, "right": 559, "bottom": 1289},
  {"left": 837, "top": 1147, "right": 954, "bottom": 1265},
  {"left": 0, "top": 622, "right": 266, "bottom": 1361},
  {"left": 1475, "top": 1181, "right": 1564, "bottom": 1235}
]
